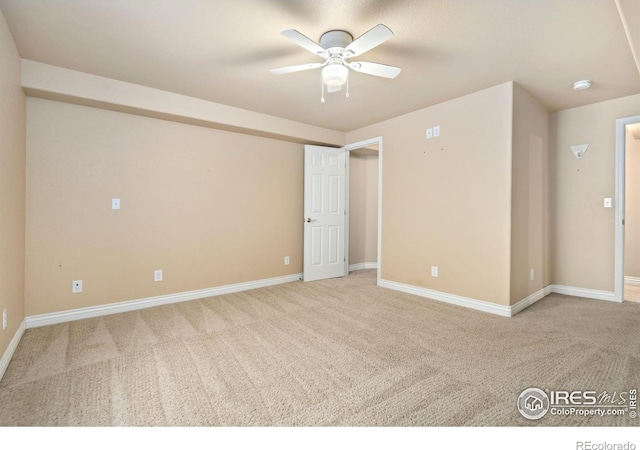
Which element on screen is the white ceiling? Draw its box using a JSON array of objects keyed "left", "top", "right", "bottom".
[{"left": 1, "top": 0, "right": 639, "bottom": 132}]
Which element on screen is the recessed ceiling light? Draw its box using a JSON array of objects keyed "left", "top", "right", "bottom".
[{"left": 573, "top": 80, "right": 591, "bottom": 91}]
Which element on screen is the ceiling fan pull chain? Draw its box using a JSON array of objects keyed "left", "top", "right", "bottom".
[
  {"left": 346, "top": 74, "right": 350, "bottom": 98},
  {"left": 321, "top": 76, "right": 325, "bottom": 103}
]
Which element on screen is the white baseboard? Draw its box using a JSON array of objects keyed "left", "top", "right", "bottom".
[
  {"left": 378, "top": 278, "right": 513, "bottom": 317},
  {"left": 26, "top": 273, "right": 302, "bottom": 329},
  {"left": 0, "top": 319, "right": 26, "bottom": 381},
  {"left": 378, "top": 279, "right": 622, "bottom": 317},
  {"left": 349, "top": 262, "right": 378, "bottom": 272},
  {"left": 510, "top": 286, "right": 553, "bottom": 316},
  {"left": 625, "top": 276, "right": 640, "bottom": 286},
  {"left": 549, "top": 284, "right": 617, "bottom": 302}
]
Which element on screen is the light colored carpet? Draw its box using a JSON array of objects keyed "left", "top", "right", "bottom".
[
  {"left": 1, "top": 270, "right": 639, "bottom": 426},
  {"left": 625, "top": 283, "right": 640, "bottom": 303}
]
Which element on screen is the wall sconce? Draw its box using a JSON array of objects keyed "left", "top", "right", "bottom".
[{"left": 570, "top": 144, "right": 589, "bottom": 159}]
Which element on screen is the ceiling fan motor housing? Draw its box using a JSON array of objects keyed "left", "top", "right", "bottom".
[{"left": 319, "top": 30, "right": 353, "bottom": 55}]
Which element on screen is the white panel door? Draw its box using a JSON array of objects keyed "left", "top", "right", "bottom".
[{"left": 304, "top": 145, "right": 346, "bottom": 282}]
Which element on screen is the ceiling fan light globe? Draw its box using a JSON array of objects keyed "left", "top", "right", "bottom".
[{"left": 322, "top": 64, "right": 348, "bottom": 87}]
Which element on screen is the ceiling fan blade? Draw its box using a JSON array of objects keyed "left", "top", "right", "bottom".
[
  {"left": 270, "top": 62, "right": 325, "bottom": 75},
  {"left": 344, "top": 24, "right": 394, "bottom": 57},
  {"left": 349, "top": 61, "right": 401, "bottom": 79},
  {"left": 327, "top": 84, "right": 342, "bottom": 93},
  {"left": 281, "top": 29, "right": 329, "bottom": 58}
]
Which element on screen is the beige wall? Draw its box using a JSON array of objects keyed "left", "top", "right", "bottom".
[
  {"left": 550, "top": 94, "right": 640, "bottom": 291},
  {"left": 0, "top": 9, "right": 26, "bottom": 358},
  {"left": 347, "top": 83, "right": 514, "bottom": 305},
  {"left": 13, "top": 55, "right": 640, "bottom": 327},
  {"left": 26, "top": 98, "right": 303, "bottom": 316},
  {"left": 364, "top": 155, "right": 379, "bottom": 264},
  {"left": 22, "top": 60, "right": 344, "bottom": 147},
  {"left": 510, "top": 84, "right": 550, "bottom": 304},
  {"left": 349, "top": 152, "right": 378, "bottom": 265},
  {"left": 625, "top": 127, "right": 640, "bottom": 278}
]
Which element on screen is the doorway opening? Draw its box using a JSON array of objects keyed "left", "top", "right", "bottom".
[
  {"left": 615, "top": 115, "right": 640, "bottom": 302},
  {"left": 344, "top": 137, "right": 382, "bottom": 285},
  {"left": 301, "top": 138, "right": 382, "bottom": 284}
]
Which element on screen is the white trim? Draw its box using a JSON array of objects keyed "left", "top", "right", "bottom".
[
  {"left": 379, "top": 279, "right": 623, "bottom": 317},
  {"left": 510, "top": 286, "right": 553, "bottom": 316},
  {"left": 344, "top": 148, "right": 350, "bottom": 277},
  {"left": 349, "top": 262, "right": 378, "bottom": 272},
  {"left": 624, "top": 276, "right": 640, "bottom": 286},
  {"left": 26, "top": 273, "right": 302, "bottom": 329},
  {"left": 0, "top": 319, "right": 26, "bottom": 381},
  {"left": 379, "top": 278, "right": 513, "bottom": 317},
  {"left": 549, "top": 284, "right": 617, "bottom": 302},
  {"left": 377, "top": 139, "right": 382, "bottom": 287},
  {"left": 615, "top": 115, "right": 640, "bottom": 303},
  {"left": 343, "top": 137, "right": 383, "bottom": 152}
]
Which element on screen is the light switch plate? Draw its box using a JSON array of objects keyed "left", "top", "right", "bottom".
[
  {"left": 426, "top": 128, "right": 433, "bottom": 139},
  {"left": 604, "top": 198, "right": 612, "bottom": 208},
  {"left": 112, "top": 198, "right": 121, "bottom": 210}
]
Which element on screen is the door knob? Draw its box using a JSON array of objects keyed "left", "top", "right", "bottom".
[{"left": 304, "top": 218, "right": 316, "bottom": 223}]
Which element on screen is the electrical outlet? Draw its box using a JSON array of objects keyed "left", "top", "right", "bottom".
[
  {"left": 433, "top": 125, "right": 440, "bottom": 137},
  {"left": 154, "top": 269, "right": 163, "bottom": 282},
  {"left": 284, "top": 256, "right": 290, "bottom": 265},
  {"left": 431, "top": 266, "right": 439, "bottom": 277},
  {"left": 72, "top": 280, "right": 83, "bottom": 293},
  {"left": 2, "top": 309, "right": 7, "bottom": 331}
]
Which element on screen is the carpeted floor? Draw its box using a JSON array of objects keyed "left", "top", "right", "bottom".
[
  {"left": 625, "top": 284, "right": 640, "bottom": 303},
  {"left": 1, "top": 270, "right": 639, "bottom": 426}
]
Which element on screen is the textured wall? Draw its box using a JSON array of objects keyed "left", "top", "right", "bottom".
[
  {"left": 347, "top": 83, "right": 513, "bottom": 305},
  {"left": 510, "top": 84, "right": 550, "bottom": 304},
  {"left": 26, "top": 98, "right": 303, "bottom": 315},
  {"left": 551, "top": 94, "right": 640, "bottom": 291},
  {"left": 0, "top": 7, "right": 26, "bottom": 361},
  {"left": 349, "top": 151, "right": 378, "bottom": 266},
  {"left": 625, "top": 127, "right": 640, "bottom": 278}
]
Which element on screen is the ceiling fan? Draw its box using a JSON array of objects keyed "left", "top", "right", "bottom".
[{"left": 270, "top": 24, "right": 401, "bottom": 100}]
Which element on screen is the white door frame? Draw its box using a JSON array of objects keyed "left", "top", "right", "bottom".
[
  {"left": 614, "top": 115, "right": 640, "bottom": 302},
  {"left": 343, "top": 136, "right": 383, "bottom": 285}
]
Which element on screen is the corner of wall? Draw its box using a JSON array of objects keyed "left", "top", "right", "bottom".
[
  {"left": 509, "top": 83, "right": 551, "bottom": 306},
  {"left": 0, "top": 6, "right": 27, "bottom": 374}
]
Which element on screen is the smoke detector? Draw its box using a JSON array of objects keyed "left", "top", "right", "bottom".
[{"left": 573, "top": 80, "right": 591, "bottom": 91}]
